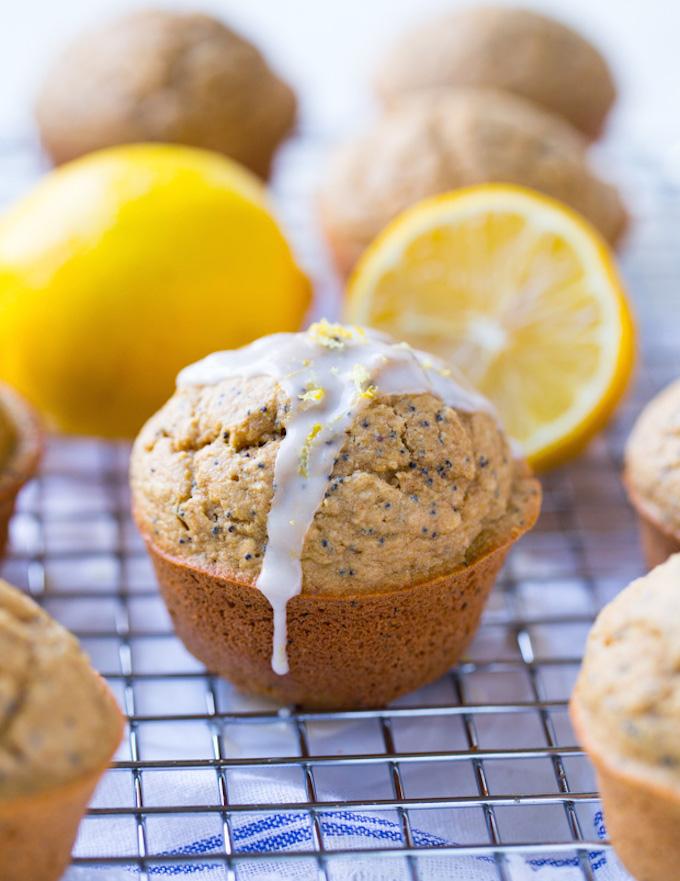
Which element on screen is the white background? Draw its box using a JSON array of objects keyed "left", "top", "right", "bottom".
[{"left": 0, "top": 0, "right": 677, "bottom": 153}]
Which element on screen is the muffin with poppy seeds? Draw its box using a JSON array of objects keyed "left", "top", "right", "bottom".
[
  {"left": 0, "top": 580, "right": 124, "bottom": 881},
  {"left": 571, "top": 554, "right": 680, "bottom": 881},
  {"left": 131, "top": 323, "right": 541, "bottom": 707}
]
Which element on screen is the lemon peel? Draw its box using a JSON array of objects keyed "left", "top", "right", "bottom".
[{"left": 299, "top": 423, "right": 323, "bottom": 477}]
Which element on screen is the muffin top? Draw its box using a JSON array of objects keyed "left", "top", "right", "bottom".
[
  {"left": 319, "top": 89, "right": 626, "bottom": 273},
  {"left": 374, "top": 6, "right": 615, "bottom": 139},
  {"left": 0, "top": 581, "right": 122, "bottom": 799},
  {"left": 132, "top": 322, "right": 536, "bottom": 598},
  {"left": 625, "top": 379, "right": 680, "bottom": 537},
  {"left": 574, "top": 554, "right": 680, "bottom": 786},
  {"left": 35, "top": 9, "right": 296, "bottom": 177}
]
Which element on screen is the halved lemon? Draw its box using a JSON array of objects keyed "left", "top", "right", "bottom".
[{"left": 346, "top": 184, "right": 635, "bottom": 471}]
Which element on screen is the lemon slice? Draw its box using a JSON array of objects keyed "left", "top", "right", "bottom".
[{"left": 346, "top": 184, "right": 635, "bottom": 470}]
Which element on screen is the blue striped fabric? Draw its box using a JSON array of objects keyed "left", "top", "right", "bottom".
[{"left": 142, "top": 808, "right": 612, "bottom": 877}]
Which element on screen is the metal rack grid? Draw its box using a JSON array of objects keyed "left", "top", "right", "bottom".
[{"left": 1, "top": 131, "right": 679, "bottom": 881}]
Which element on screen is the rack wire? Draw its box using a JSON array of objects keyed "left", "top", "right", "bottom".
[{"left": 1, "top": 130, "right": 679, "bottom": 881}]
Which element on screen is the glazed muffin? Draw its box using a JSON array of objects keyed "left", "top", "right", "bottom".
[
  {"left": 375, "top": 6, "right": 616, "bottom": 140},
  {"left": 35, "top": 10, "right": 297, "bottom": 178},
  {"left": 0, "top": 384, "right": 42, "bottom": 555},
  {"left": 624, "top": 378, "right": 680, "bottom": 567},
  {"left": 131, "top": 322, "right": 541, "bottom": 708},
  {"left": 0, "top": 580, "right": 124, "bottom": 881},
  {"left": 570, "top": 555, "right": 680, "bottom": 881},
  {"left": 318, "top": 90, "right": 627, "bottom": 276}
]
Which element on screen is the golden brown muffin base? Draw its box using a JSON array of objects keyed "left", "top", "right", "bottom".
[
  {"left": 0, "top": 385, "right": 42, "bottom": 555},
  {"left": 624, "top": 480, "right": 680, "bottom": 569},
  {"left": 141, "top": 475, "right": 540, "bottom": 709},
  {"left": 0, "top": 674, "right": 123, "bottom": 881},
  {"left": 570, "top": 696, "right": 680, "bottom": 881}
]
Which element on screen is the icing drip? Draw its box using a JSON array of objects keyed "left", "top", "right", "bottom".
[{"left": 178, "top": 321, "right": 495, "bottom": 675}]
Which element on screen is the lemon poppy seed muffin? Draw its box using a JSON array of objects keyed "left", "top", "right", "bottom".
[
  {"left": 0, "top": 583, "right": 121, "bottom": 796},
  {"left": 35, "top": 10, "right": 297, "bottom": 178},
  {"left": 0, "top": 384, "right": 42, "bottom": 555},
  {"left": 624, "top": 378, "right": 680, "bottom": 566},
  {"left": 0, "top": 580, "right": 123, "bottom": 881},
  {"left": 375, "top": 6, "right": 616, "bottom": 140},
  {"left": 131, "top": 323, "right": 540, "bottom": 707},
  {"left": 571, "top": 555, "right": 680, "bottom": 881},
  {"left": 318, "top": 90, "right": 626, "bottom": 275}
]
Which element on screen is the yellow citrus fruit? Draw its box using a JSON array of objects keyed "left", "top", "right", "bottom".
[
  {"left": 346, "top": 184, "right": 635, "bottom": 471},
  {"left": 0, "top": 144, "right": 310, "bottom": 438}
]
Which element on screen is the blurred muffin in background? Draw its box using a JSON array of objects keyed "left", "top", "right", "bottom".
[
  {"left": 319, "top": 89, "right": 627, "bottom": 276},
  {"left": 624, "top": 378, "right": 680, "bottom": 568},
  {"left": 375, "top": 6, "right": 616, "bottom": 140},
  {"left": 35, "top": 9, "right": 297, "bottom": 178}
]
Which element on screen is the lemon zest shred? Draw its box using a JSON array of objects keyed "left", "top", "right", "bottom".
[
  {"left": 351, "top": 364, "right": 378, "bottom": 400},
  {"left": 359, "top": 387, "right": 377, "bottom": 400},
  {"left": 299, "top": 385, "right": 326, "bottom": 404},
  {"left": 308, "top": 319, "right": 361, "bottom": 349},
  {"left": 299, "top": 422, "right": 323, "bottom": 477}
]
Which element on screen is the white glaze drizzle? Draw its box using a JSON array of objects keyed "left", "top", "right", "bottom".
[{"left": 178, "top": 322, "right": 495, "bottom": 675}]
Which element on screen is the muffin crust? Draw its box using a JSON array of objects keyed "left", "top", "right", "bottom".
[
  {"left": 319, "top": 90, "right": 626, "bottom": 274},
  {"left": 131, "top": 375, "right": 517, "bottom": 595}
]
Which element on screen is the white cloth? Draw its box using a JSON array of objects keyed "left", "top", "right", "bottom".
[{"left": 67, "top": 705, "right": 634, "bottom": 881}]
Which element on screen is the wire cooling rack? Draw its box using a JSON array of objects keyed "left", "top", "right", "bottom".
[{"left": 1, "top": 129, "right": 679, "bottom": 881}]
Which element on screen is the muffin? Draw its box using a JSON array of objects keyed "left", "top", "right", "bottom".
[
  {"left": 0, "top": 384, "right": 42, "bottom": 555},
  {"left": 570, "top": 555, "right": 680, "bottom": 881},
  {"left": 624, "top": 378, "right": 680, "bottom": 568},
  {"left": 375, "top": 6, "right": 616, "bottom": 140},
  {"left": 318, "top": 90, "right": 627, "bottom": 276},
  {"left": 35, "top": 9, "right": 297, "bottom": 178},
  {"left": 0, "top": 580, "right": 124, "bottom": 881},
  {"left": 131, "top": 322, "right": 541, "bottom": 708}
]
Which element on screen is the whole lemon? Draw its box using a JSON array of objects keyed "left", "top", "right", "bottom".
[{"left": 0, "top": 144, "right": 310, "bottom": 437}]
